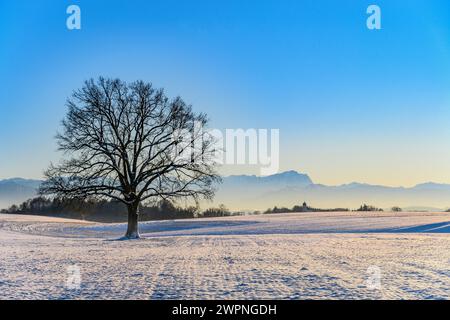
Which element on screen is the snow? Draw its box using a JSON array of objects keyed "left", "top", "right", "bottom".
[{"left": 0, "top": 212, "right": 449, "bottom": 299}]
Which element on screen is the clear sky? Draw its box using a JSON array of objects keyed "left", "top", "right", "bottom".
[{"left": 1, "top": 0, "right": 450, "bottom": 186}]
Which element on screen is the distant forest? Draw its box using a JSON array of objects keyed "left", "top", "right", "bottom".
[
  {"left": 1, "top": 197, "right": 395, "bottom": 222},
  {"left": 0, "top": 197, "right": 234, "bottom": 222},
  {"left": 263, "top": 203, "right": 387, "bottom": 213},
  {"left": 263, "top": 202, "right": 349, "bottom": 214}
]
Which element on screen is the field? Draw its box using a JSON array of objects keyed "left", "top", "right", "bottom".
[{"left": 0, "top": 212, "right": 449, "bottom": 299}]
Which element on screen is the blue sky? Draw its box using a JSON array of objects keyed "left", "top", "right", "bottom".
[{"left": 1, "top": 0, "right": 450, "bottom": 186}]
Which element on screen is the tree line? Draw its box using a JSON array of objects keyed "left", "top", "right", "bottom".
[
  {"left": 263, "top": 202, "right": 349, "bottom": 214},
  {"left": 0, "top": 197, "right": 233, "bottom": 222},
  {"left": 1, "top": 197, "right": 404, "bottom": 222},
  {"left": 263, "top": 203, "right": 402, "bottom": 214}
]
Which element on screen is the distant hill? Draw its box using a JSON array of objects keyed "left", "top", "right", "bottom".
[
  {"left": 0, "top": 178, "right": 42, "bottom": 209},
  {"left": 2, "top": 172, "right": 450, "bottom": 211},
  {"left": 222, "top": 170, "right": 312, "bottom": 189}
]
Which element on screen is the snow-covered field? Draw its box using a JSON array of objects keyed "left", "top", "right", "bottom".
[{"left": 0, "top": 212, "right": 449, "bottom": 299}]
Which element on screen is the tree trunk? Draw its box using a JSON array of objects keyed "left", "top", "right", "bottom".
[{"left": 125, "top": 203, "right": 140, "bottom": 239}]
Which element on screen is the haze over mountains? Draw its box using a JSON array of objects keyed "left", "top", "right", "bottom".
[
  {"left": 212, "top": 171, "right": 450, "bottom": 211},
  {"left": 0, "top": 178, "right": 42, "bottom": 210},
  {"left": 1, "top": 171, "right": 450, "bottom": 211}
]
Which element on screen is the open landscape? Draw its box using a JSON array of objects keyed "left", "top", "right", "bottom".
[
  {"left": 1, "top": 211, "right": 449, "bottom": 300},
  {"left": 2, "top": 1, "right": 450, "bottom": 305}
]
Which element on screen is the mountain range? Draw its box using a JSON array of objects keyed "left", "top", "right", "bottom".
[{"left": 1, "top": 171, "right": 450, "bottom": 211}]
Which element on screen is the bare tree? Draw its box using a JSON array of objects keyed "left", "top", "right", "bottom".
[{"left": 40, "top": 77, "right": 221, "bottom": 239}]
